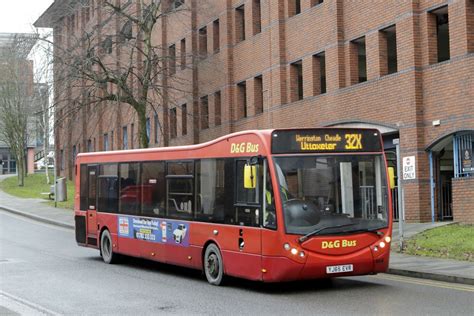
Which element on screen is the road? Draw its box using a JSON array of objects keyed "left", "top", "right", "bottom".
[{"left": 1, "top": 211, "right": 473, "bottom": 315}]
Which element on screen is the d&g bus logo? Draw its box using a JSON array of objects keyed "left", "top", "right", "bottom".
[
  {"left": 230, "top": 142, "right": 259, "bottom": 154},
  {"left": 322, "top": 240, "right": 357, "bottom": 249}
]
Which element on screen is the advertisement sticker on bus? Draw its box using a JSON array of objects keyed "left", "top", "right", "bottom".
[{"left": 117, "top": 216, "right": 190, "bottom": 246}]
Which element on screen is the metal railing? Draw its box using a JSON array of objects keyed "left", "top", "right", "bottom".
[{"left": 441, "top": 181, "right": 452, "bottom": 220}]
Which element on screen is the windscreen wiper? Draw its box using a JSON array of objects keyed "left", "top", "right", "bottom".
[
  {"left": 298, "top": 223, "right": 358, "bottom": 243},
  {"left": 337, "top": 227, "right": 385, "bottom": 236}
]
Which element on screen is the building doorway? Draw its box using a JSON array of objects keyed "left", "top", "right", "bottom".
[{"left": 428, "top": 131, "right": 474, "bottom": 222}]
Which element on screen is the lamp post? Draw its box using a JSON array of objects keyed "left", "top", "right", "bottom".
[{"left": 393, "top": 138, "right": 404, "bottom": 251}]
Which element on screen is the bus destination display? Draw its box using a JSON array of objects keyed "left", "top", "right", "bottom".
[{"left": 271, "top": 129, "right": 382, "bottom": 154}]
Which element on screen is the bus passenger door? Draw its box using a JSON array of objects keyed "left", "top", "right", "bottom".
[
  {"left": 229, "top": 160, "right": 262, "bottom": 280},
  {"left": 86, "top": 165, "right": 98, "bottom": 246}
]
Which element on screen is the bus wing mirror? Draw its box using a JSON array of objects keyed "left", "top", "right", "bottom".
[
  {"left": 388, "top": 167, "right": 396, "bottom": 189},
  {"left": 244, "top": 164, "right": 256, "bottom": 189}
]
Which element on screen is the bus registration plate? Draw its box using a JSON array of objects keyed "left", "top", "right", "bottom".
[{"left": 326, "top": 264, "right": 353, "bottom": 274}]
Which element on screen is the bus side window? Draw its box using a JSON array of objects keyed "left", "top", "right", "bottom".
[
  {"left": 236, "top": 160, "right": 259, "bottom": 204},
  {"left": 166, "top": 161, "right": 194, "bottom": 219},
  {"left": 119, "top": 163, "right": 141, "bottom": 215},
  {"left": 87, "top": 165, "right": 97, "bottom": 210},
  {"left": 195, "top": 159, "right": 226, "bottom": 223},
  {"left": 98, "top": 164, "right": 118, "bottom": 213},
  {"left": 141, "top": 162, "right": 166, "bottom": 217},
  {"left": 235, "top": 160, "right": 260, "bottom": 227},
  {"left": 263, "top": 165, "right": 277, "bottom": 229},
  {"left": 80, "top": 165, "right": 88, "bottom": 210}
]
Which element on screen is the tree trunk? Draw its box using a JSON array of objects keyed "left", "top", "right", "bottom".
[
  {"left": 17, "top": 155, "right": 24, "bottom": 187},
  {"left": 137, "top": 106, "right": 149, "bottom": 149}
]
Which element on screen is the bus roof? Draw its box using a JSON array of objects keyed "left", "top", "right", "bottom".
[{"left": 76, "top": 127, "right": 383, "bottom": 162}]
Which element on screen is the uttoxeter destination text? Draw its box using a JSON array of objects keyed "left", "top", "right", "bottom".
[{"left": 299, "top": 141, "right": 337, "bottom": 151}]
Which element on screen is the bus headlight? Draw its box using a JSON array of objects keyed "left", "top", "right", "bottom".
[
  {"left": 385, "top": 236, "right": 391, "bottom": 243},
  {"left": 284, "top": 243, "right": 291, "bottom": 251},
  {"left": 379, "top": 241, "right": 386, "bottom": 248},
  {"left": 290, "top": 248, "right": 298, "bottom": 255},
  {"left": 299, "top": 251, "right": 305, "bottom": 258}
]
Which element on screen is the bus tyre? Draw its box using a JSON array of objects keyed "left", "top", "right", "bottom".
[
  {"left": 100, "top": 229, "right": 118, "bottom": 264},
  {"left": 204, "top": 244, "right": 224, "bottom": 286}
]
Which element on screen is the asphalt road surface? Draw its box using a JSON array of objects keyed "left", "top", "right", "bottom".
[{"left": 1, "top": 211, "right": 473, "bottom": 315}]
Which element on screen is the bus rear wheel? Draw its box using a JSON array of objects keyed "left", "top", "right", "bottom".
[
  {"left": 204, "top": 244, "right": 224, "bottom": 285},
  {"left": 100, "top": 229, "right": 118, "bottom": 264}
]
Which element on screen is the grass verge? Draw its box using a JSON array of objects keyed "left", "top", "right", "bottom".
[
  {"left": 0, "top": 173, "right": 75, "bottom": 210},
  {"left": 403, "top": 224, "right": 474, "bottom": 262}
]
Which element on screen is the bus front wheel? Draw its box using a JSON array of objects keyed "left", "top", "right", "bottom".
[
  {"left": 100, "top": 229, "right": 118, "bottom": 264},
  {"left": 204, "top": 244, "right": 224, "bottom": 285}
]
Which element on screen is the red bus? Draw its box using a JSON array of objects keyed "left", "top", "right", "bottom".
[{"left": 74, "top": 128, "right": 394, "bottom": 285}]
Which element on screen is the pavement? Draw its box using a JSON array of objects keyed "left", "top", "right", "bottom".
[{"left": 1, "top": 174, "right": 473, "bottom": 286}]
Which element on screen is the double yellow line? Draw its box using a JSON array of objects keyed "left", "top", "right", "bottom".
[{"left": 372, "top": 273, "right": 474, "bottom": 292}]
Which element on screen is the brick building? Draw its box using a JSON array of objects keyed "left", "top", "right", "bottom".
[
  {"left": 0, "top": 32, "right": 39, "bottom": 175},
  {"left": 35, "top": 0, "right": 474, "bottom": 223}
]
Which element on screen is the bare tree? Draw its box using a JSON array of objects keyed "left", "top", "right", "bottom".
[
  {"left": 37, "top": 0, "right": 193, "bottom": 150},
  {"left": 31, "top": 38, "right": 54, "bottom": 184},
  {"left": 0, "top": 35, "right": 37, "bottom": 186}
]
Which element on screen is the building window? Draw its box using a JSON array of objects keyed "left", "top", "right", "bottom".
[
  {"left": 154, "top": 114, "right": 160, "bottom": 144},
  {"left": 254, "top": 75, "right": 263, "bottom": 114},
  {"left": 201, "top": 96, "right": 209, "bottom": 130},
  {"left": 104, "top": 133, "right": 109, "bottom": 151},
  {"left": 351, "top": 36, "right": 367, "bottom": 84},
  {"left": 180, "top": 38, "right": 186, "bottom": 69},
  {"left": 199, "top": 26, "right": 207, "bottom": 58},
  {"left": 120, "top": 20, "right": 133, "bottom": 42},
  {"left": 313, "top": 52, "right": 326, "bottom": 95},
  {"left": 122, "top": 126, "right": 128, "bottom": 150},
  {"left": 182, "top": 104, "right": 187, "bottom": 135},
  {"left": 235, "top": 5, "right": 245, "bottom": 43},
  {"left": 289, "top": 0, "right": 302, "bottom": 17},
  {"left": 72, "top": 145, "right": 77, "bottom": 165},
  {"left": 102, "top": 36, "right": 113, "bottom": 54},
  {"left": 311, "top": 0, "right": 323, "bottom": 7},
  {"left": 146, "top": 117, "right": 151, "bottom": 144},
  {"left": 110, "top": 130, "right": 114, "bottom": 150},
  {"left": 237, "top": 81, "right": 247, "bottom": 119},
  {"left": 252, "top": 0, "right": 261, "bottom": 35},
  {"left": 213, "top": 19, "right": 220, "bottom": 53},
  {"left": 169, "top": 44, "right": 176, "bottom": 75},
  {"left": 130, "top": 123, "right": 134, "bottom": 149},
  {"left": 87, "top": 139, "right": 92, "bottom": 152},
  {"left": 171, "top": 0, "right": 184, "bottom": 10},
  {"left": 381, "top": 25, "right": 397, "bottom": 75},
  {"left": 60, "top": 149, "right": 64, "bottom": 170},
  {"left": 170, "top": 108, "right": 177, "bottom": 138},
  {"left": 431, "top": 6, "right": 450, "bottom": 63},
  {"left": 290, "top": 60, "right": 303, "bottom": 101},
  {"left": 214, "top": 91, "right": 221, "bottom": 126}
]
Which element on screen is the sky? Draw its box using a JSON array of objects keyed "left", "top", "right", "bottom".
[{"left": 0, "top": 0, "right": 54, "bottom": 33}]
